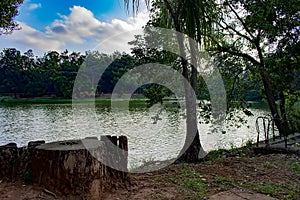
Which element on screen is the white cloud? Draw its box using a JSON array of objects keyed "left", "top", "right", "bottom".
[
  {"left": 28, "top": 3, "right": 42, "bottom": 10},
  {"left": 1, "top": 22, "right": 61, "bottom": 52},
  {"left": 45, "top": 6, "right": 149, "bottom": 53},
  {"left": 0, "top": 6, "right": 149, "bottom": 55}
]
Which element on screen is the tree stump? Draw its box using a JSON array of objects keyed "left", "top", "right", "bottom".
[
  {"left": 0, "top": 143, "right": 18, "bottom": 181},
  {"left": 30, "top": 138, "right": 112, "bottom": 199},
  {"left": 0, "top": 141, "right": 45, "bottom": 181}
]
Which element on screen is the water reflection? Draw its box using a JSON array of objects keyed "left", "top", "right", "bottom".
[{"left": 0, "top": 101, "right": 268, "bottom": 168}]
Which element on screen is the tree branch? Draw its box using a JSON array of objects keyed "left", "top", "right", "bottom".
[
  {"left": 218, "top": 18, "right": 254, "bottom": 43},
  {"left": 163, "top": 0, "right": 177, "bottom": 25},
  {"left": 225, "top": 1, "right": 256, "bottom": 39},
  {"left": 217, "top": 44, "right": 260, "bottom": 66}
]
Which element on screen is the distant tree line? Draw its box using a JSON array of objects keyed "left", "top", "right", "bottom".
[
  {"left": 0, "top": 48, "right": 139, "bottom": 98},
  {"left": 0, "top": 47, "right": 265, "bottom": 101}
]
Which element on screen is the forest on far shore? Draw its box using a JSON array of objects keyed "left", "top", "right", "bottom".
[
  {"left": 0, "top": 49, "right": 137, "bottom": 98},
  {"left": 0, "top": 47, "right": 263, "bottom": 102}
]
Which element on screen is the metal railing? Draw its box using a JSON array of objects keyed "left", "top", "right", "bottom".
[
  {"left": 256, "top": 113, "right": 299, "bottom": 148},
  {"left": 255, "top": 114, "right": 276, "bottom": 147}
]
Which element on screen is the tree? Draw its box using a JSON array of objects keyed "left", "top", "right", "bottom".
[
  {"left": 212, "top": 0, "right": 300, "bottom": 136},
  {"left": 0, "top": 0, "right": 24, "bottom": 34},
  {"left": 125, "top": 0, "right": 220, "bottom": 162},
  {"left": 0, "top": 48, "right": 45, "bottom": 97},
  {"left": 53, "top": 51, "right": 85, "bottom": 98},
  {"left": 110, "top": 54, "right": 138, "bottom": 93},
  {"left": 98, "top": 53, "right": 136, "bottom": 94},
  {"left": 0, "top": 48, "right": 26, "bottom": 97},
  {"left": 21, "top": 50, "right": 47, "bottom": 97},
  {"left": 129, "top": 34, "right": 179, "bottom": 104},
  {"left": 37, "top": 51, "right": 61, "bottom": 96},
  {"left": 0, "top": 48, "right": 87, "bottom": 98}
]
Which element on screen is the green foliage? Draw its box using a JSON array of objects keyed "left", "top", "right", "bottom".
[
  {"left": 244, "top": 139, "right": 254, "bottom": 147},
  {"left": 143, "top": 84, "right": 173, "bottom": 106},
  {"left": 212, "top": 176, "right": 231, "bottom": 184},
  {"left": 0, "top": 0, "right": 24, "bottom": 34},
  {"left": 214, "top": 0, "right": 300, "bottom": 135},
  {"left": 0, "top": 49, "right": 86, "bottom": 98},
  {"left": 212, "top": 175, "right": 233, "bottom": 190},
  {"left": 97, "top": 52, "right": 135, "bottom": 94},
  {"left": 286, "top": 100, "right": 300, "bottom": 132},
  {"left": 129, "top": 33, "right": 180, "bottom": 106},
  {"left": 0, "top": 49, "right": 142, "bottom": 99}
]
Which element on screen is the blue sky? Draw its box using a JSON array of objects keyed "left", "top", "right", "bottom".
[{"left": 0, "top": 0, "right": 149, "bottom": 55}]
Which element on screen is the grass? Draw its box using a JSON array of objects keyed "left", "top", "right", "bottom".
[
  {"left": 172, "top": 168, "right": 208, "bottom": 199},
  {"left": 263, "top": 162, "right": 275, "bottom": 169},
  {"left": 289, "top": 162, "right": 300, "bottom": 172},
  {"left": 0, "top": 96, "right": 73, "bottom": 104},
  {"left": 168, "top": 165, "right": 235, "bottom": 199},
  {"left": 204, "top": 146, "right": 252, "bottom": 161},
  {"left": 242, "top": 182, "right": 300, "bottom": 200},
  {"left": 141, "top": 146, "right": 300, "bottom": 200},
  {"left": 289, "top": 162, "right": 300, "bottom": 180},
  {"left": 170, "top": 168, "right": 242, "bottom": 199},
  {"left": 250, "top": 183, "right": 279, "bottom": 196},
  {"left": 0, "top": 96, "right": 148, "bottom": 105}
]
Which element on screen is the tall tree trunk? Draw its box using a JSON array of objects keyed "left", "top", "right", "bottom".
[
  {"left": 176, "top": 35, "right": 202, "bottom": 162},
  {"left": 175, "top": 29, "right": 202, "bottom": 163},
  {"left": 256, "top": 42, "right": 289, "bottom": 137},
  {"left": 260, "top": 71, "right": 288, "bottom": 136},
  {"left": 279, "top": 90, "right": 289, "bottom": 136},
  {"left": 189, "top": 37, "right": 198, "bottom": 91},
  {"left": 163, "top": 0, "right": 202, "bottom": 162},
  {"left": 177, "top": 38, "right": 204, "bottom": 162}
]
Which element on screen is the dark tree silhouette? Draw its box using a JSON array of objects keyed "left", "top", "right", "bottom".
[{"left": 0, "top": 0, "right": 24, "bottom": 35}]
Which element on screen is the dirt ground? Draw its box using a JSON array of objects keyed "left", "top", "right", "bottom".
[{"left": 0, "top": 151, "right": 299, "bottom": 200}]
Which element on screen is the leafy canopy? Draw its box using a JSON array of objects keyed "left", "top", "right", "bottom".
[{"left": 0, "top": 0, "right": 24, "bottom": 35}]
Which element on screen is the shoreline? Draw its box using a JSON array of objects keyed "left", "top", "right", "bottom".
[{"left": 0, "top": 96, "right": 148, "bottom": 104}]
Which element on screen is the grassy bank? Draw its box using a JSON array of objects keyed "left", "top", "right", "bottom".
[
  {"left": 0, "top": 96, "right": 148, "bottom": 105},
  {"left": 0, "top": 97, "right": 73, "bottom": 104},
  {"left": 119, "top": 146, "right": 300, "bottom": 200}
]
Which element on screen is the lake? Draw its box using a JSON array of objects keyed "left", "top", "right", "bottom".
[{"left": 0, "top": 100, "right": 269, "bottom": 168}]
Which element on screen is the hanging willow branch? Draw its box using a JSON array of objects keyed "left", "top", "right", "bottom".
[{"left": 124, "top": 0, "right": 151, "bottom": 15}]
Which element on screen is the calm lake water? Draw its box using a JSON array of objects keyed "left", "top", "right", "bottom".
[{"left": 0, "top": 100, "right": 269, "bottom": 168}]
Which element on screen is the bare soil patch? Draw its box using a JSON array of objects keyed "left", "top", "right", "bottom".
[{"left": 1, "top": 149, "right": 299, "bottom": 200}]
